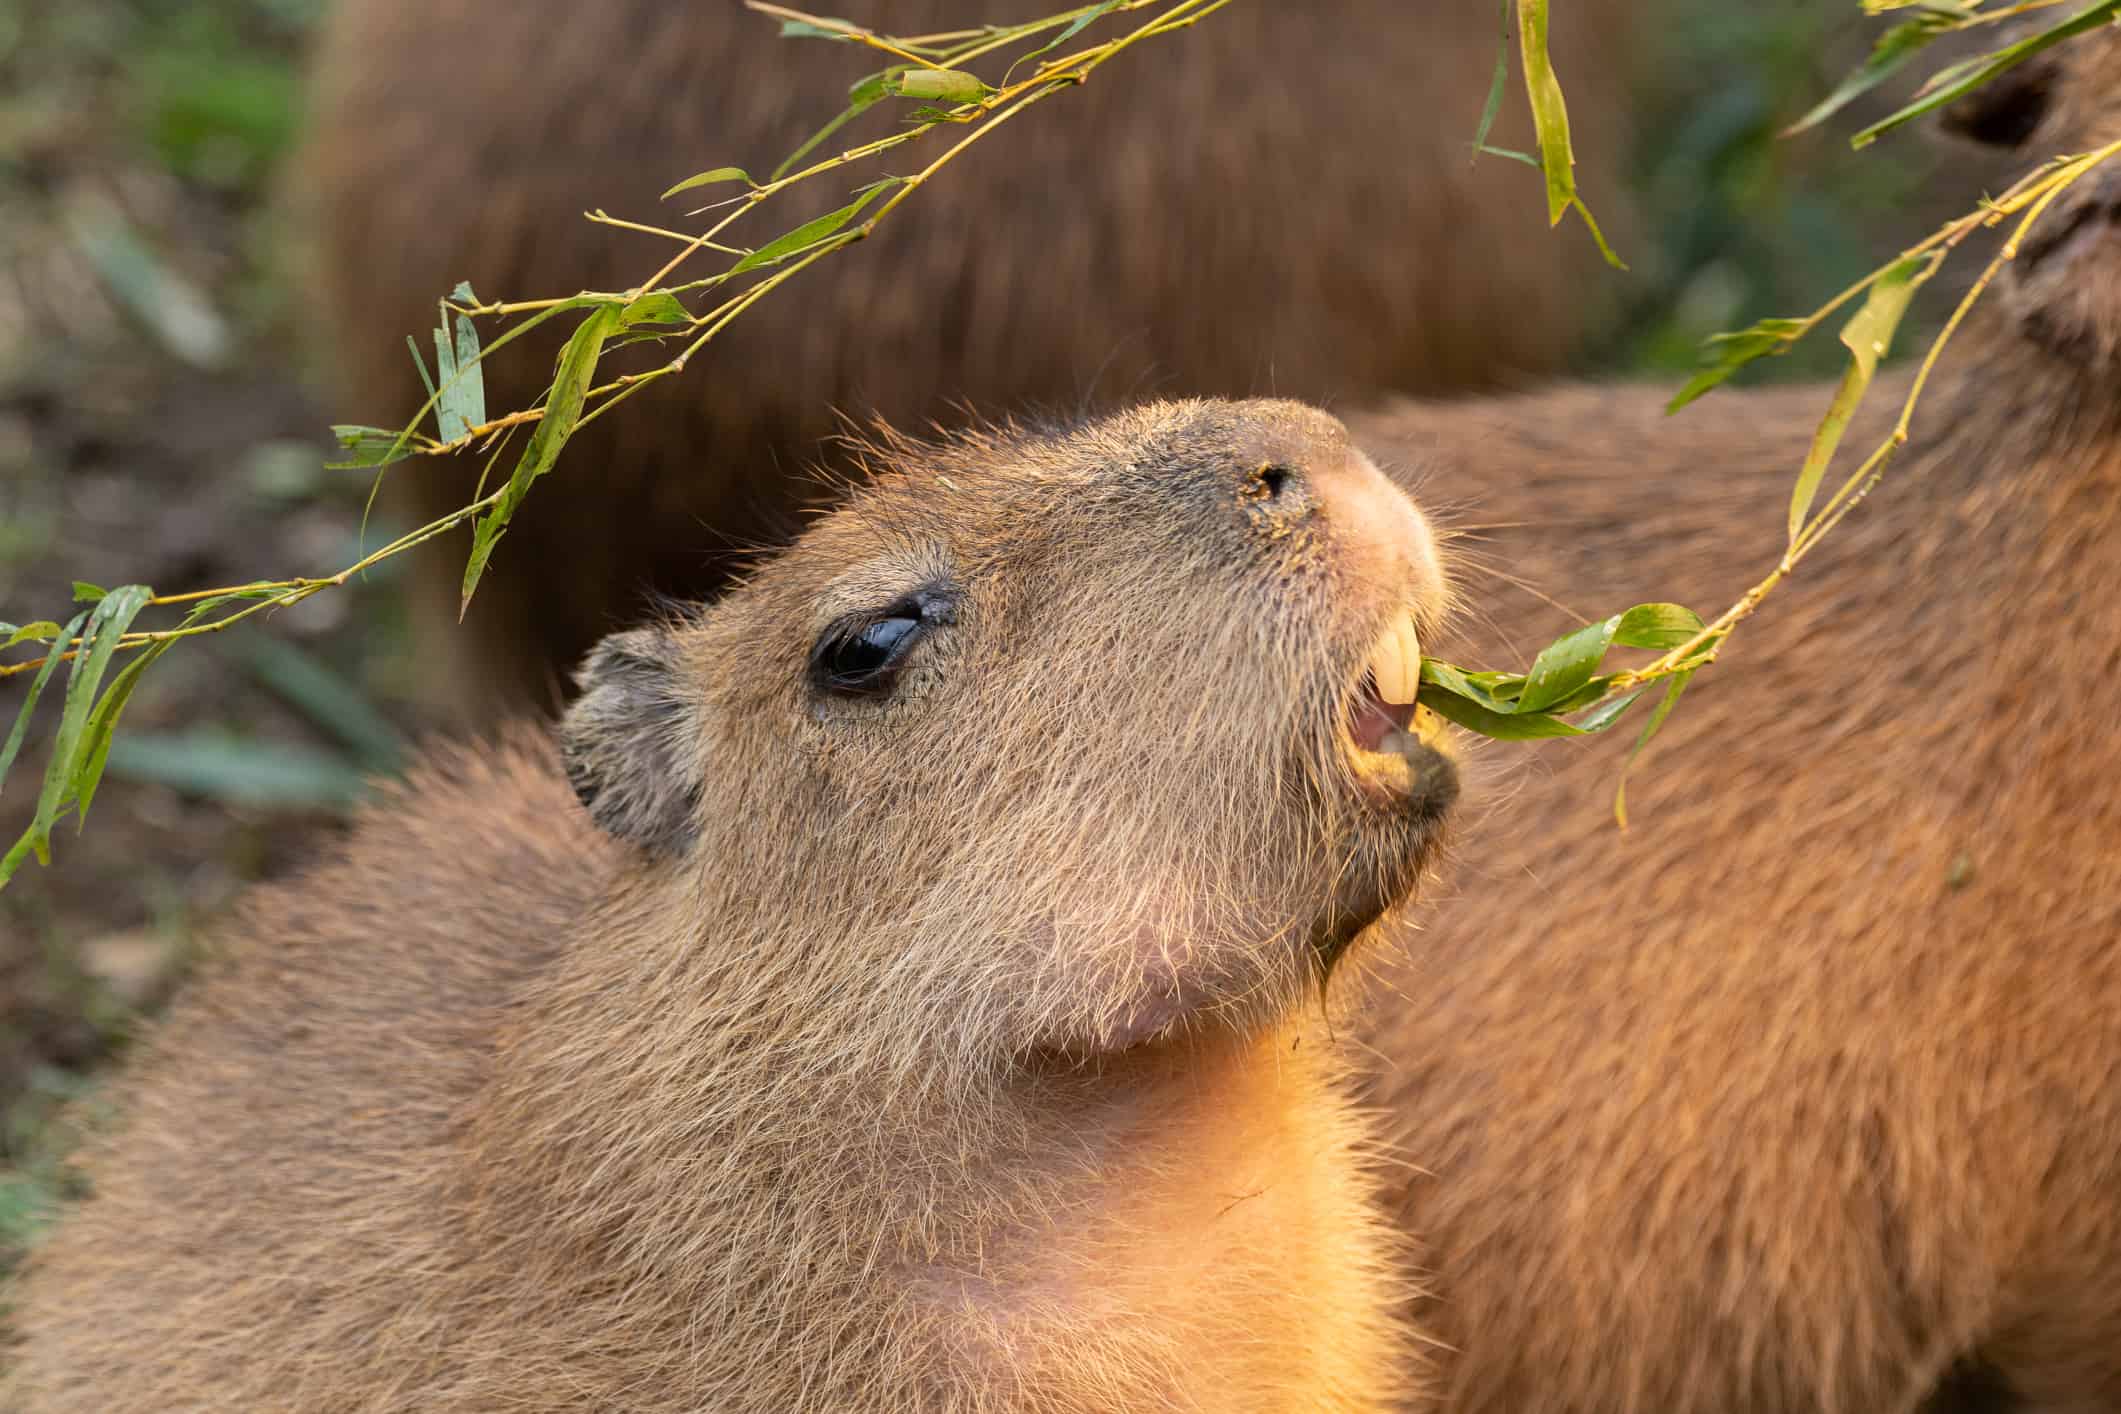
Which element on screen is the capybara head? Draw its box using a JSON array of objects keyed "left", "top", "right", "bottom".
[
  {"left": 1946, "top": 26, "right": 2121, "bottom": 365},
  {"left": 560, "top": 398, "right": 1454, "bottom": 1072}
]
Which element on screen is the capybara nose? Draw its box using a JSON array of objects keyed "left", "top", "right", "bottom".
[{"left": 1308, "top": 446, "right": 1448, "bottom": 622}]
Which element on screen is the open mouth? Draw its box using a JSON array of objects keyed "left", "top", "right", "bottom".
[{"left": 1342, "top": 608, "right": 1453, "bottom": 805}]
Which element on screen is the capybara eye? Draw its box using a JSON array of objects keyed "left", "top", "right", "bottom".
[
  {"left": 811, "top": 589, "right": 954, "bottom": 698},
  {"left": 1259, "top": 465, "right": 1294, "bottom": 499}
]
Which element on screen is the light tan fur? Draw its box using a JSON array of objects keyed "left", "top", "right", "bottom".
[
  {"left": 293, "top": 0, "right": 1641, "bottom": 711},
  {"left": 7, "top": 400, "right": 1457, "bottom": 1412},
  {"left": 1349, "top": 33, "right": 2121, "bottom": 1413}
]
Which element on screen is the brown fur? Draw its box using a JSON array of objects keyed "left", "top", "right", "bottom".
[
  {"left": 294, "top": 0, "right": 1640, "bottom": 713},
  {"left": 1349, "top": 32, "right": 2121, "bottom": 1413},
  {"left": 6, "top": 400, "right": 1460, "bottom": 1412}
]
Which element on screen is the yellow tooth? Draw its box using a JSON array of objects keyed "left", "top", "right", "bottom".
[{"left": 1373, "top": 611, "right": 1421, "bottom": 706}]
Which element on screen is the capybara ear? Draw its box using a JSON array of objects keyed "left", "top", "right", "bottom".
[{"left": 559, "top": 627, "right": 701, "bottom": 853}]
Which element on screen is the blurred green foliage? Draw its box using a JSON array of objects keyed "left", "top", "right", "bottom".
[
  {"left": 0, "top": 0, "right": 321, "bottom": 195},
  {"left": 1600, "top": 1, "right": 1961, "bottom": 382}
]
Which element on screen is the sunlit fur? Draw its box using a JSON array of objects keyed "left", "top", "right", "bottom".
[
  {"left": 1353, "top": 32, "right": 2121, "bottom": 1413},
  {"left": 6, "top": 399, "right": 1454, "bottom": 1412},
  {"left": 293, "top": 0, "right": 1640, "bottom": 713}
]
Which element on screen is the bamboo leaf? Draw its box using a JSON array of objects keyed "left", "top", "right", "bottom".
[
  {"left": 1518, "top": 615, "right": 1621, "bottom": 714},
  {"left": 0, "top": 610, "right": 87, "bottom": 806},
  {"left": 432, "top": 297, "right": 487, "bottom": 443},
  {"left": 1026, "top": 0, "right": 1123, "bottom": 62},
  {"left": 1471, "top": 0, "right": 1511, "bottom": 156},
  {"left": 1418, "top": 684, "right": 1588, "bottom": 740},
  {"left": 619, "top": 291, "right": 691, "bottom": 327},
  {"left": 730, "top": 178, "right": 902, "bottom": 273},
  {"left": 1788, "top": 252, "right": 1938, "bottom": 543},
  {"left": 327, "top": 424, "right": 422, "bottom": 469},
  {"left": 660, "top": 166, "right": 758, "bottom": 201},
  {"left": 24, "top": 586, "right": 151, "bottom": 865},
  {"left": 771, "top": 73, "right": 897, "bottom": 181},
  {"left": 74, "top": 638, "right": 174, "bottom": 824},
  {"left": 1612, "top": 603, "right": 1707, "bottom": 651},
  {"left": 890, "top": 69, "right": 988, "bottom": 103},
  {"left": 2, "top": 622, "right": 63, "bottom": 649},
  {"left": 1667, "top": 318, "right": 1809, "bottom": 413},
  {"left": 1516, "top": 0, "right": 1574, "bottom": 226},
  {"left": 1615, "top": 668, "right": 1695, "bottom": 828},
  {"left": 460, "top": 302, "right": 622, "bottom": 614}
]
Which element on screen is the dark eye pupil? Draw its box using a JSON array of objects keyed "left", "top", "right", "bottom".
[{"left": 821, "top": 614, "right": 918, "bottom": 693}]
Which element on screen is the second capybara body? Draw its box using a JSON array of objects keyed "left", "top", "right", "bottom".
[
  {"left": 1350, "top": 32, "right": 2121, "bottom": 1413},
  {"left": 297, "top": 0, "right": 1640, "bottom": 712},
  {"left": 6, "top": 400, "right": 1461, "bottom": 1411}
]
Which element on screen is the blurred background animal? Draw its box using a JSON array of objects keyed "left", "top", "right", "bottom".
[{"left": 1352, "top": 30, "right": 2121, "bottom": 1412}]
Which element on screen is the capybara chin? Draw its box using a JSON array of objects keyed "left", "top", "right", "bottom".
[
  {"left": 1349, "top": 30, "right": 2121, "bottom": 1413},
  {"left": 6, "top": 399, "right": 1460, "bottom": 1412},
  {"left": 295, "top": 0, "right": 1638, "bottom": 714}
]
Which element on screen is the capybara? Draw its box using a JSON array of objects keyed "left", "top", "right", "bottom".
[
  {"left": 297, "top": 0, "right": 1638, "bottom": 712},
  {"left": 1350, "top": 29, "right": 2121, "bottom": 1413},
  {"left": 6, "top": 399, "right": 1460, "bottom": 1412}
]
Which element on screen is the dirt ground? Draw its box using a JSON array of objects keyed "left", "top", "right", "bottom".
[{"left": 0, "top": 0, "right": 1970, "bottom": 1274}]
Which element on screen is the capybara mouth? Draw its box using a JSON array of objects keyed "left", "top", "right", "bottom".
[{"left": 1342, "top": 609, "right": 1455, "bottom": 812}]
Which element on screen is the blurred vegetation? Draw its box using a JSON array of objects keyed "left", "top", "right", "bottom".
[{"left": 1598, "top": 3, "right": 1965, "bottom": 380}]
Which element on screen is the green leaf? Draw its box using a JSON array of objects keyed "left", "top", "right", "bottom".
[
  {"left": 448, "top": 279, "right": 480, "bottom": 305},
  {"left": 890, "top": 69, "right": 988, "bottom": 103},
  {"left": 1516, "top": 0, "right": 1574, "bottom": 226},
  {"left": 619, "top": 291, "right": 691, "bottom": 328},
  {"left": 778, "top": 17, "right": 858, "bottom": 40},
  {"left": 71, "top": 583, "right": 107, "bottom": 604},
  {"left": 1027, "top": 0, "right": 1123, "bottom": 61},
  {"left": 1418, "top": 684, "right": 1588, "bottom": 740},
  {"left": 1471, "top": 0, "right": 1511, "bottom": 155},
  {"left": 1612, "top": 602, "right": 1707, "bottom": 651},
  {"left": 3, "top": 622, "right": 62, "bottom": 649},
  {"left": 74, "top": 638, "right": 174, "bottom": 825},
  {"left": 1519, "top": 615, "right": 1621, "bottom": 714},
  {"left": 26, "top": 586, "right": 151, "bottom": 863},
  {"left": 1473, "top": 143, "right": 1540, "bottom": 168},
  {"left": 0, "top": 611, "right": 87, "bottom": 805},
  {"left": 1788, "top": 251, "right": 1939, "bottom": 543},
  {"left": 1782, "top": 15, "right": 1949, "bottom": 138},
  {"left": 771, "top": 72, "right": 898, "bottom": 181},
  {"left": 1851, "top": 0, "right": 2121, "bottom": 148},
  {"left": 1569, "top": 688, "right": 1644, "bottom": 734},
  {"left": 730, "top": 179, "right": 902, "bottom": 273},
  {"left": 661, "top": 166, "right": 758, "bottom": 201},
  {"left": 460, "top": 302, "right": 623, "bottom": 614},
  {"left": 327, "top": 425, "right": 420, "bottom": 469},
  {"left": 432, "top": 298, "right": 487, "bottom": 443},
  {"left": 1666, "top": 318, "right": 1809, "bottom": 413},
  {"left": 1615, "top": 668, "right": 1694, "bottom": 828},
  {"left": 406, "top": 332, "right": 437, "bottom": 405}
]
